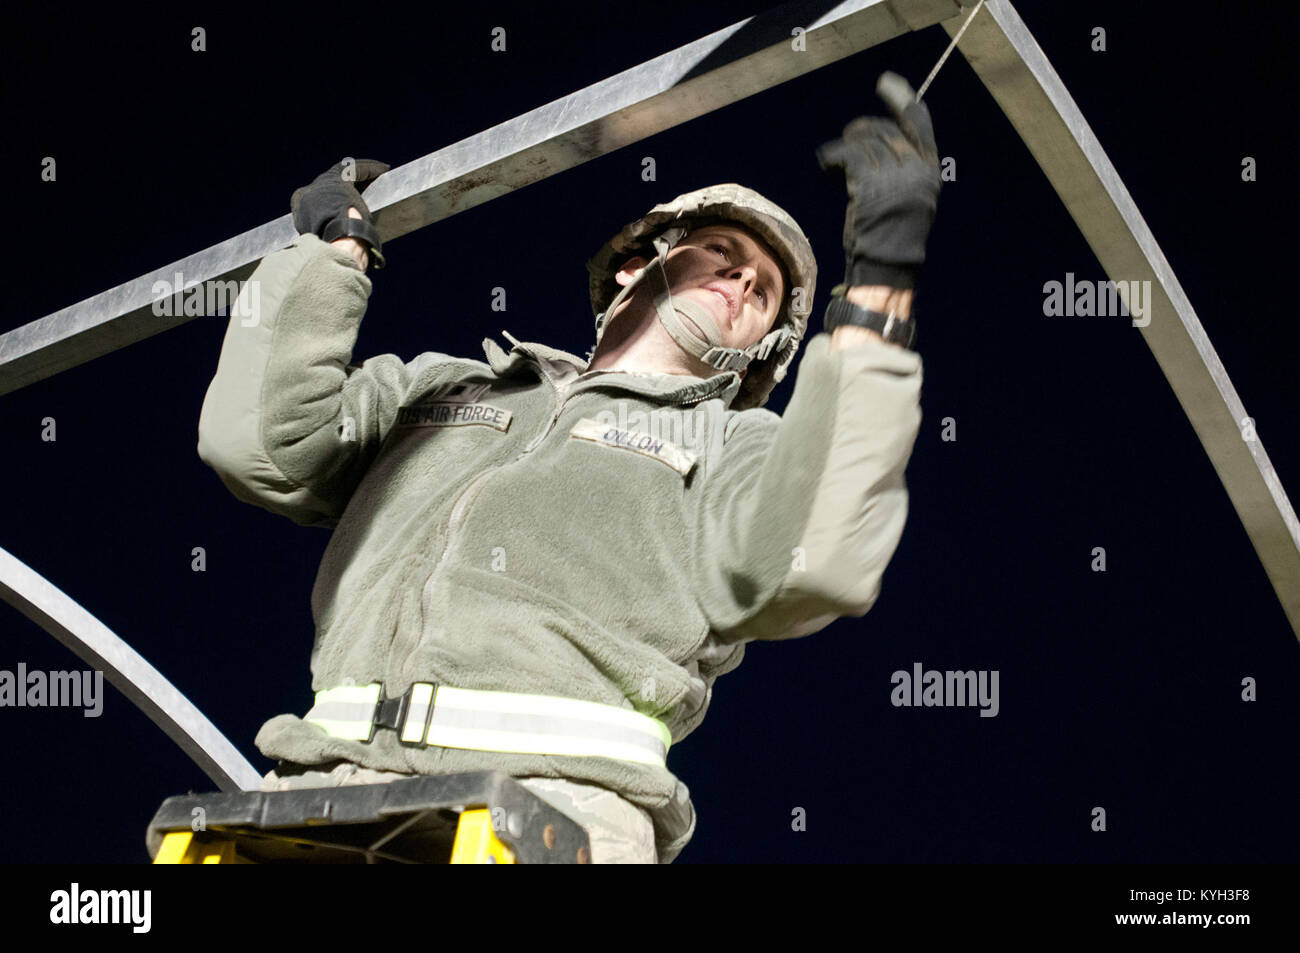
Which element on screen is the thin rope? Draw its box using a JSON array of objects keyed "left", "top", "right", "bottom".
[{"left": 915, "top": 0, "right": 986, "bottom": 101}]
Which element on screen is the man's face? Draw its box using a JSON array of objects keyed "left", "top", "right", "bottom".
[{"left": 615, "top": 223, "right": 788, "bottom": 356}]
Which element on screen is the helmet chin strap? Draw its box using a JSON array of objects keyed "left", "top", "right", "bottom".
[{"left": 593, "top": 225, "right": 794, "bottom": 374}]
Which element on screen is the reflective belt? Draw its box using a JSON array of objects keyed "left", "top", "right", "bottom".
[{"left": 304, "top": 683, "right": 671, "bottom": 768}]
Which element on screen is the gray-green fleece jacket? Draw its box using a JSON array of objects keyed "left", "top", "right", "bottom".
[{"left": 197, "top": 232, "right": 923, "bottom": 863}]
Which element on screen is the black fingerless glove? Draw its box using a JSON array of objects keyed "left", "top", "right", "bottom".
[
  {"left": 817, "top": 74, "right": 940, "bottom": 290},
  {"left": 291, "top": 158, "right": 390, "bottom": 268}
]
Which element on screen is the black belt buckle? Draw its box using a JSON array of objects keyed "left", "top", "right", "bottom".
[
  {"left": 374, "top": 687, "right": 410, "bottom": 734},
  {"left": 372, "top": 683, "right": 437, "bottom": 746}
]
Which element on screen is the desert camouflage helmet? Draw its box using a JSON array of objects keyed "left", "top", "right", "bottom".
[{"left": 586, "top": 184, "right": 817, "bottom": 411}]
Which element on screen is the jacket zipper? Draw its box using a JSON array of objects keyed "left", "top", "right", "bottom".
[
  {"left": 521, "top": 372, "right": 568, "bottom": 454},
  {"left": 419, "top": 466, "right": 497, "bottom": 626},
  {"left": 430, "top": 372, "right": 567, "bottom": 577}
]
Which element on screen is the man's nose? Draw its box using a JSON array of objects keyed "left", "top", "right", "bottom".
[{"left": 726, "top": 264, "right": 757, "bottom": 295}]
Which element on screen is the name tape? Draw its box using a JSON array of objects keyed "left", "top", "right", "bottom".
[{"left": 568, "top": 418, "right": 697, "bottom": 476}]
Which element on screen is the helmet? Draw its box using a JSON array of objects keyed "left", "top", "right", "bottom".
[{"left": 586, "top": 184, "right": 817, "bottom": 411}]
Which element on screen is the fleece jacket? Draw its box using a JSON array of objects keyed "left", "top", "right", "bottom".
[{"left": 197, "top": 231, "right": 923, "bottom": 863}]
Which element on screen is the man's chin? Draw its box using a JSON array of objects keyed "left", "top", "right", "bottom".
[
  {"left": 677, "top": 293, "right": 727, "bottom": 340},
  {"left": 678, "top": 311, "right": 706, "bottom": 342}
]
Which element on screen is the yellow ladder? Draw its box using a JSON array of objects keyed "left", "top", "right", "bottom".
[
  {"left": 146, "top": 774, "right": 592, "bottom": 863},
  {"left": 153, "top": 807, "right": 515, "bottom": 864}
]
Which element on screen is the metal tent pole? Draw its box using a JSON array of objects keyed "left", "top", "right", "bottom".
[
  {"left": 942, "top": 0, "right": 1300, "bottom": 638},
  {"left": 0, "top": 546, "right": 262, "bottom": 792}
]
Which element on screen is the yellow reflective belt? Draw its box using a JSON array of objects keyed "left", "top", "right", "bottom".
[
  {"left": 304, "top": 683, "right": 670, "bottom": 768},
  {"left": 302, "top": 683, "right": 382, "bottom": 741}
]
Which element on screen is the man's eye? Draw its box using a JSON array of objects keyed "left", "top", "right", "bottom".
[{"left": 707, "top": 243, "right": 768, "bottom": 306}]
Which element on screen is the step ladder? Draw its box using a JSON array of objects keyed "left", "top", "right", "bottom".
[{"left": 147, "top": 771, "right": 591, "bottom": 864}]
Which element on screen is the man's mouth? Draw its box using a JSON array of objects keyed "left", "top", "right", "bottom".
[{"left": 701, "top": 283, "right": 739, "bottom": 325}]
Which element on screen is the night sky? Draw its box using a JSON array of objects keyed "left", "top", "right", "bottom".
[{"left": 2, "top": 0, "right": 1297, "bottom": 866}]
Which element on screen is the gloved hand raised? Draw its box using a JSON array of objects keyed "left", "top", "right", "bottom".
[
  {"left": 816, "top": 72, "right": 940, "bottom": 291},
  {"left": 291, "top": 158, "right": 390, "bottom": 269}
]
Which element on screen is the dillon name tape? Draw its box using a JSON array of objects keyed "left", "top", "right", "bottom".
[{"left": 568, "top": 418, "right": 697, "bottom": 476}]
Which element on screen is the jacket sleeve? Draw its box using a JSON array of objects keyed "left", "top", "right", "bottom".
[
  {"left": 197, "top": 232, "right": 431, "bottom": 528},
  {"left": 692, "top": 331, "right": 923, "bottom": 642}
]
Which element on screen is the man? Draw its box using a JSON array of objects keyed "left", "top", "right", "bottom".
[{"left": 197, "top": 73, "right": 939, "bottom": 863}]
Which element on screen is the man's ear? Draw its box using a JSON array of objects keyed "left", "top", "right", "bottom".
[{"left": 614, "top": 255, "right": 650, "bottom": 287}]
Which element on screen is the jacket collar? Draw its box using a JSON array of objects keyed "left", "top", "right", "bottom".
[{"left": 481, "top": 330, "right": 742, "bottom": 407}]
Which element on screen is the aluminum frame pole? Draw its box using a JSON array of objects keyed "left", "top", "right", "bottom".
[
  {"left": 0, "top": 545, "right": 262, "bottom": 792},
  {"left": 939, "top": 1, "right": 1300, "bottom": 638}
]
